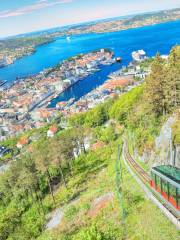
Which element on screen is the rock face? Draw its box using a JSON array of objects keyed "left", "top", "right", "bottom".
[
  {"left": 175, "top": 145, "right": 180, "bottom": 168},
  {"left": 154, "top": 117, "right": 175, "bottom": 166},
  {"left": 154, "top": 116, "right": 180, "bottom": 168},
  {"left": 136, "top": 116, "right": 180, "bottom": 168}
]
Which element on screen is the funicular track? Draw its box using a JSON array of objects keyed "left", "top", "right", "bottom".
[
  {"left": 124, "top": 144, "right": 150, "bottom": 184},
  {"left": 123, "top": 141, "right": 180, "bottom": 230}
]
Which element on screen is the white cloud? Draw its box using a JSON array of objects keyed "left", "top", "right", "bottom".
[{"left": 0, "top": 0, "right": 73, "bottom": 19}]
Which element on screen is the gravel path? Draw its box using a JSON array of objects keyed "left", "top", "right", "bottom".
[
  {"left": 88, "top": 192, "right": 114, "bottom": 217},
  {"left": 46, "top": 208, "right": 64, "bottom": 230}
]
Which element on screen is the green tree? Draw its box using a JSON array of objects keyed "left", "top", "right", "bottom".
[
  {"left": 165, "top": 46, "right": 180, "bottom": 111},
  {"left": 48, "top": 138, "right": 68, "bottom": 188},
  {"left": 33, "top": 140, "right": 56, "bottom": 205},
  {"left": 109, "top": 85, "right": 143, "bottom": 123},
  {"left": 145, "top": 54, "right": 167, "bottom": 116}
]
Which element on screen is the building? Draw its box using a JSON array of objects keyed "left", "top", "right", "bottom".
[
  {"left": 0, "top": 57, "right": 8, "bottom": 67},
  {"left": 31, "top": 109, "right": 51, "bottom": 122},
  {"left": 52, "top": 81, "right": 64, "bottom": 92},
  {"left": 47, "top": 125, "right": 58, "bottom": 138},
  {"left": 56, "top": 101, "right": 66, "bottom": 110},
  {"left": 17, "top": 136, "right": 29, "bottom": 149},
  {"left": 102, "top": 76, "right": 133, "bottom": 91}
]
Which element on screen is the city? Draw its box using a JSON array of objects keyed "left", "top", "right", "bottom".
[
  {"left": 0, "top": 49, "right": 150, "bottom": 140},
  {"left": 0, "top": 1, "right": 179, "bottom": 240}
]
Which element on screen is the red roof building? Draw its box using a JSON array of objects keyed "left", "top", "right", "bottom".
[{"left": 17, "top": 136, "right": 29, "bottom": 149}]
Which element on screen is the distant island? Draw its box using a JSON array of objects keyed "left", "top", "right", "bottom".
[{"left": 0, "top": 8, "right": 180, "bottom": 67}]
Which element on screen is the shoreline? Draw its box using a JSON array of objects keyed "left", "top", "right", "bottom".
[
  {"left": 0, "top": 38, "right": 54, "bottom": 70},
  {"left": 0, "top": 19, "right": 179, "bottom": 72},
  {"left": 62, "top": 19, "right": 180, "bottom": 37}
]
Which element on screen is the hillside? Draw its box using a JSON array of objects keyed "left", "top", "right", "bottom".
[{"left": 0, "top": 46, "right": 179, "bottom": 239}]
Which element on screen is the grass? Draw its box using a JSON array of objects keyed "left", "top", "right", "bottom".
[{"left": 37, "top": 139, "right": 179, "bottom": 240}]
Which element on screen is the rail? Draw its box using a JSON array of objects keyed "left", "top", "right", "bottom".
[
  {"left": 123, "top": 140, "right": 180, "bottom": 229},
  {"left": 123, "top": 143, "right": 151, "bottom": 183}
]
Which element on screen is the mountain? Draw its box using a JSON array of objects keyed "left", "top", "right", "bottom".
[{"left": 0, "top": 45, "right": 179, "bottom": 239}]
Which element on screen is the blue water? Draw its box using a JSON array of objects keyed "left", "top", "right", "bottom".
[{"left": 0, "top": 20, "right": 180, "bottom": 107}]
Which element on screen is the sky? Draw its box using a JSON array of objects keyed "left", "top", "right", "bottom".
[{"left": 0, "top": 0, "right": 180, "bottom": 38}]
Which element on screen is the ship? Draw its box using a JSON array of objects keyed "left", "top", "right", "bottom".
[
  {"left": 115, "top": 57, "right": 122, "bottom": 63},
  {"left": 69, "top": 98, "right": 75, "bottom": 104},
  {"left": 66, "top": 36, "right": 71, "bottom": 42},
  {"left": 132, "top": 50, "right": 146, "bottom": 62}
]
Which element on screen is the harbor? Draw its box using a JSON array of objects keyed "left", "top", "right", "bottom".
[
  {"left": 0, "top": 49, "right": 119, "bottom": 139},
  {"left": 52, "top": 51, "right": 150, "bottom": 115}
]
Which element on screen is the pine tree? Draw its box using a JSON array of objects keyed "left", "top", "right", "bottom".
[
  {"left": 165, "top": 46, "right": 180, "bottom": 112},
  {"left": 145, "top": 54, "right": 167, "bottom": 116}
]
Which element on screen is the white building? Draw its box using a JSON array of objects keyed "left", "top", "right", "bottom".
[
  {"left": 47, "top": 125, "right": 58, "bottom": 138},
  {"left": 53, "top": 82, "right": 64, "bottom": 92}
]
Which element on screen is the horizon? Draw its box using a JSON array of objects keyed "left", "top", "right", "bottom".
[
  {"left": 0, "top": 0, "right": 180, "bottom": 38},
  {"left": 0, "top": 8, "right": 173, "bottom": 40}
]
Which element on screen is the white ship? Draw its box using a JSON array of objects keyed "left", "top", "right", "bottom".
[
  {"left": 66, "top": 36, "right": 71, "bottom": 42},
  {"left": 132, "top": 49, "right": 146, "bottom": 62}
]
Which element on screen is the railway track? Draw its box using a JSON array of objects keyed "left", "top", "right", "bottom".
[
  {"left": 123, "top": 144, "right": 151, "bottom": 183},
  {"left": 123, "top": 141, "right": 180, "bottom": 228}
]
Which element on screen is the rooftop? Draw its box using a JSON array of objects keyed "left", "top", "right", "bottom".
[
  {"left": 152, "top": 165, "right": 180, "bottom": 184},
  {"left": 48, "top": 125, "right": 58, "bottom": 134},
  {"left": 17, "top": 136, "right": 29, "bottom": 146}
]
